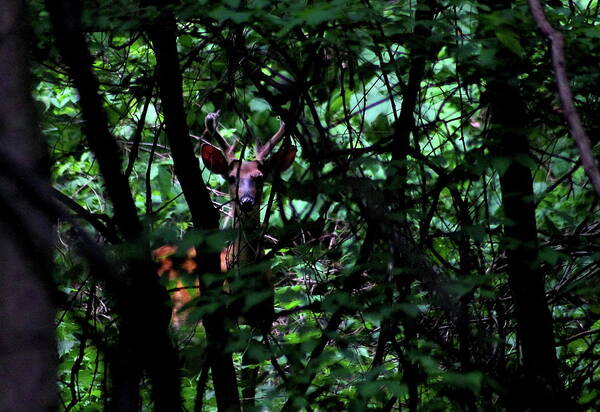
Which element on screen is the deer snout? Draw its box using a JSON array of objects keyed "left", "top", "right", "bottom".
[{"left": 239, "top": 196, "right": 255, "bottom": 212}]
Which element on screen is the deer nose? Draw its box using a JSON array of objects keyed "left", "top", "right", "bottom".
[{"left": 239, "top": 196, "right": 255, "bottom": 212}]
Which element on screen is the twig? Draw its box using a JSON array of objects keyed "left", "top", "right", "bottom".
[
  {"left": 53, "top": 188, "right": 119, "bottom": 243},
  {"left": 125, "top": 77, "right": 154, "bottom": 178},
  {"left": 528, "top": 0, "right": 600, "bottom": 197},
  {"left": 535, "top": 161, "right": 580, "bottom": 206},
  {"left": 564, "top": 328, "right": 600, "bottom": 344}
]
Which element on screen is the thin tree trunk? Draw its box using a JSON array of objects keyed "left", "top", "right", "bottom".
[
  {"left": 386, "top": 2, "right": 439, "bottom": 409},
  {"left": 487, "top": 57, "right": 571, "bottom": 412},
  {"left": 145, "top": 5, "right": 241, "bottom": 411},
  {"left": 45, "top": 1, "right": 182, "bottom": 409},
  {"left": 476, "top": 1, "right": 571, "bottom": 407}
]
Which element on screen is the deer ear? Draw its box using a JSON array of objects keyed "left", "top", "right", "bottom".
[
  {"left": 266, "top": 143, "right": 296, "bottom": 174},
  {"left": 201, "top": 144, "right": 229, "bottom": 175}
]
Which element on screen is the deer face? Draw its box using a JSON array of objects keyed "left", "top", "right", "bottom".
[
  {"left": 226, "top": 160, "right": 265, "bottom": 214},
  {"left": 200, "top": 142, "right": 295, "bottom": 216}
]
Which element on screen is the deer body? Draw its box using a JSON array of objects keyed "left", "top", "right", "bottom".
[{"left": 153, "top": 245, "right": 198, "bottom": 328}]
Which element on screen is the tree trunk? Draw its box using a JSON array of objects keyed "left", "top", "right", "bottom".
[
  {"left": 0, "top": 1, "right": 56, "bottom": 410},
  {"left": 45, "top": 1, "right": 182, "bottom": 409},
  {"left": 487, "top": 56, "right": 571, "bottom": 412},
  {"left": 145, "top": 5, "right": 241, "bottom": 411}
]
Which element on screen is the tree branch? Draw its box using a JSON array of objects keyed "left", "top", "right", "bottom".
[
  {"left": 528, "top": 0, "right": 600, "bottom": 197},
  {"left": 45, "top": 0, "right": 142, "bottom": 241}
]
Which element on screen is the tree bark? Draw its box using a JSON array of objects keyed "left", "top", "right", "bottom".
[
  {"left": 45, "top": 1, "right": 182, "bottom": 410},
  {"left": 475, "top": 1, "right": 572, "bottom": 407},
  {"left": 486, "top": 46, "right": 571, "bottom": 412},
  {"left": 386, "top": 2, "right": 439, "bottom": 410},
  {"left": 0, "top": 1, "right": 56, "bottom": 410},
  {"left": 145, "top": 6, "right": 241, "bottom": 411}
]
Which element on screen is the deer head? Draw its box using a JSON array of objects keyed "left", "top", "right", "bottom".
[{"left": 200, "top": 113, "right": 296, "bottom": 220}]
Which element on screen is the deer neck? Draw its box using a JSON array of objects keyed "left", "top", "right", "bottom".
[{"left": 225, "top": 206, "right": 262, "bottom": 270}]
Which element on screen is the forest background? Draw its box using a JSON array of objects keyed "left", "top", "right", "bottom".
[{"left": 1, "top": 0, "right": 599, "bottom": 411}]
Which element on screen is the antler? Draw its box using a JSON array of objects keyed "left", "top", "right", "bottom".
[
  {"left": 205, "top": 111, "right": 237, "bottom": 163},
  {"left": 256, "top": 119, "right": 286, "bottom": 162}
]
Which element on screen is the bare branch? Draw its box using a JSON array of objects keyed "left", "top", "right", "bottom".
[{"left": 529, "top": 0, "right": 600, "bottom": 197}]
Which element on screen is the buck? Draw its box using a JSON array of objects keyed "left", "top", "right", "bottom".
[
  {"left": 154, "top": 112, "right": 296, "bottom": 331},
  {"left": 202, "top": 112, "right": 295, "bottom": 330},
  {"left": 154, "top": 112, "right": 295, "bottom": 408}
]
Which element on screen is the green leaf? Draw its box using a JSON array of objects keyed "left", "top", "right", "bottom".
[
  {"left": 495, "top": 29, "right": 523, "bottom": 56},
  {"left": 442, "top": 371, "right": 483, "bottom": 394},
  {"left": 209, "top": 6, "right": 252, "bottom": 23},
  {"left": 157, "top": 165, "right": 172, "bottom": 201}
]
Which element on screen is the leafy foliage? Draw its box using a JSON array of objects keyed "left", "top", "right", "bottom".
[{"left": 27, "top": 0, "right": 600, "bottom": 410}]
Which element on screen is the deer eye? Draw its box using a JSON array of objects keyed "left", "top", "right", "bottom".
[
  {"left": 253, "top": 175, "right": 264, "bottom": 183},
  {"left": 227, "top": 176, "right": 236, "bottom": 184}
]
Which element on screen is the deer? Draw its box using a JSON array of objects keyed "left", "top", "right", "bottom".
[
  {"left": 200, "top": 112, "right": 295, "bottom": 330},
  {"left": 154, "top": 112, "right": 296, "bottom": 405}
]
